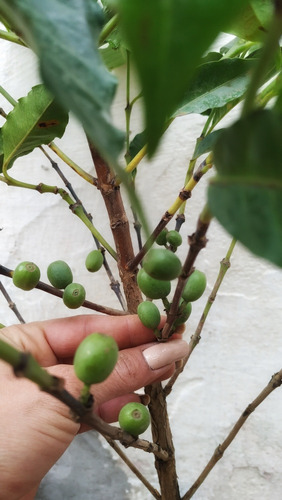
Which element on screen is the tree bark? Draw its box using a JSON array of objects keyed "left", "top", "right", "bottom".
[
  {"left": 88, "top": 143, "right": 142, "bottom": 313},
  {"left": 145, "top": 383, "right": 181, "bottom": 500}
]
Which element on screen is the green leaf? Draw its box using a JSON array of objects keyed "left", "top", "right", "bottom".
[
  {"left": 227, "top": 2, "right": 271, "bottom": 41},
  {"left": 0, "top": 0, "right": 125, "bottom": 166},
  {"left": 117, "top": 0, "right": 251, "bottom": 156},
  {"left": 208, "top": 109, "right": 282, "bottom": 267},
  {"left": 2, "top": 84, "right": 69, "bottom": 171},
  {"left": 250, "top": 0, "right": 273, "bottom": 27},
  {"left": 192, "top": 129, "right": 223, "bottom": 160},
  {"left": 174, "top": 58, "right": 255, "bottom": 117}
]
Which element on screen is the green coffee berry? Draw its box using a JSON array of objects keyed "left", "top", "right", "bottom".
[
  {"left": 47, "top": 260, "right": 73, "bottom": 289},
  {"left": 63, "top": 283, "right": 86, "bottom": 309},
  {"left": 12, "top": 261, "right": 40, "bottom": 291}
]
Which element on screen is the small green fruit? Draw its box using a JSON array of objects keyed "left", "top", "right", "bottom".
[
  {"left": 47, "top": 260, "right": 73, "bottom": 289},
  {"left": 166, "top": 230, "right": 182, "bottom": 248},
  {"left": 63, "top": 283, "right": 86, "bottom": 309},
  {"left": 182, "top": 270, "right": 207, "bottom": 302},
  {"left": 156, "top": 228, "right": 168, "bottom": 246},
  {"left": 74, "top": 332, "right": 118, "bottom": 385},
  {"left": 118, "top": 402, "right": 150, "bottom": 437},
  {"left": 85, "top": 250, "right": 104, "bottom": 272},
  {"left": 137, "top": 301, "right": 161, "bottom": 329},
  {"left": 12, "top": 261, "right": 40, "bottom": 291},
  {"left": 137, "top": 268, "right": 171, "bottom": 299},
  {"left": 143, "top": 248, "right": 182, "bottom": 281}
]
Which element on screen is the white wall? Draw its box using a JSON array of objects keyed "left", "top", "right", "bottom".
[{"left": 1, "top": 37, "right": 282, "bottom": 500}]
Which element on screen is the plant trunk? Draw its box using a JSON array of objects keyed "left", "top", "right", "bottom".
[
  {"left": 146, "top": 383, "right": 181, "bottom": 500},
  {"left": 88, "top": 143, "right": 142, "bottom": 313}
]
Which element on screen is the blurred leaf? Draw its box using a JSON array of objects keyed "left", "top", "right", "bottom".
[
  {"left": 227, "top": 2, "right": 271, "bottom": 41},
  {"left": 208, "top": 109, "right": 282, "bottom": 267},
  {"left": 2, "top": 84, "right": 69, "bottom": 171},
  {"left": 0, "top": 0, "right": 125, "bottom": 166},
  {"left": 174, "top": 58, "right": 254, "bottom": 117},
  {"left": 117, "top": 0, "right": 251, "bottom": 156},
  {"left": 128, "top": 131, "right": 146, "bottom": 162},
  {"left": 250, "top": 0, "right": 273, "bottom": 26}
]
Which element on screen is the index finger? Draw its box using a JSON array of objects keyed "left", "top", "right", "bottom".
[{"left": 42, "top": 313, "right": 159, "bottom": 358}]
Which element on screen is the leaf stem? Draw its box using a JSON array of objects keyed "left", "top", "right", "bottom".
[
  {"left": 242, "top": 7, "right": 282, "bottom": 117},
  {"left": 47, "top": 143, "right": 98, "bottom": 185},
  {"left": 0, "top": 28, "right": 26, "bottom": 47},
  {"left": 0, "top": 85, "right": 17, "bottom": 106},
  {"left": 99, "top": 14, "right": 119, "bottom": 46}
]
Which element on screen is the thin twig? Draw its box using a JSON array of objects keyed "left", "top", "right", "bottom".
[
  {"left": 161, "top": 205, "right": 212, "bottom": 340},
  {"left": 41, "top": 147, "right": 126, "bottom": 310},
  {"left": 182, "top": 368, "right": 282, "bottom": 499},
  {"left": 165, "top": 238, "right": 236, "bottom": 395},
  {"left": 0, "top": 265, "right": 127, "bottom": 316},
  {"left": 127, "top": 155, "right": 213, "bottom": 272},
  {"left": 0, "top": 280, "right": 25, "bottom": 323},
  {"left": 106, "top": 439, "right": 161, "bottom": 500}
]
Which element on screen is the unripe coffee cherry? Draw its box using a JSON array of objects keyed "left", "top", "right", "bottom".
[
  {"left": 143, "top": 248, "right": 182, "bottom": 281},
  {"left": 118, "top": 402, "right": 150, "bottom": 437},
  {"left": 12, "top": 261, "right": 40, "bottom": 291},
  {"left": 74, "top": 332, "right": 118, "bottom": 385},
  {"left": 47, "top": 260, "right": 73, "bottom": 289},
  {"left": 63, "top": 283, "right": 86, "bottom": 309}
]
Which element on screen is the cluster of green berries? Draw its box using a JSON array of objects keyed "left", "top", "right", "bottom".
[
  {"left": 136, "top": 229, "right": 207, "bottom": 334},
  {"left": 11, "top": 249, "right": 104, "bottom": 310}
]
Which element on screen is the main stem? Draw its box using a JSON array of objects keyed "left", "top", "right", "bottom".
[
  {"left": 145, "top": 383, "right": 181, "bottom": 500},
  {"left": 88, "top": 143, "right": 142, "bottom": 313}
]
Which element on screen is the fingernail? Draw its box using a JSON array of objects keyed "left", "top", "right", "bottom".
[{"left": 143, "top": 339, "right": 190, "bottom": 370}]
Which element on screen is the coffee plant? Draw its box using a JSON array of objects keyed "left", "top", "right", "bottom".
[{"left": 1, "top": 0, "right": 282, "bottom": 498}]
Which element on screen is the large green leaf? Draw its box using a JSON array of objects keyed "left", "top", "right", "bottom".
[
  {"left": 227, "top": 1, "right": 272, "bottom": 41},
  {"left": 117, "top": 0, "right": 251, "bottom": 156},
  {"left": 174, "top": 58, "right": 255, "bottom": 117},
  {"left": 0, "top": 0, "right": 125, "bottom": 167},
  {"left": 2, "top": 85, "right": 69, "bottom": 171},
  {"left": 208, "top": 109, "right": 282, "bottom": 267}
]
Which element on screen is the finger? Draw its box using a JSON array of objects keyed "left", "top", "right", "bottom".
[
  {"left": 90, "top": 339, "right": 190, "bottom": 408},
  {"left": 3, "top": 315, "right": 166, "bottom": 366}
]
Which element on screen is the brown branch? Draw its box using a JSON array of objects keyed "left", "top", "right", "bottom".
[
  {"left": 145, "top": 383, "right": 181, "bottom": 500},
  {"left": 165, "top": 239, "right": 235, "bottom": 396},
  {"left": 0, "top": 265, "right": 127, "bottom": 316},
  {"left": 88, "top": 143, "right": 142, "bottom": 313},
  {"left": 0, "top": 280, "right": 25, "bottom": 323},
  {"left": 126, "top": 211, "right": 174, "bottom": 271},
  {"left": 182, "top": 369, "right": 282, "bottom": 499},
  {"left": 106, "top": 439, "right": 161, "bottom": 500},
  {"left": 161, "top": 206, "right": 212, "bottom": 340}
]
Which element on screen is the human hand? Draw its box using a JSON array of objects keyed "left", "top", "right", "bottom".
[{"left": 0, "top": 314, "right": 189, "bottom": 500}]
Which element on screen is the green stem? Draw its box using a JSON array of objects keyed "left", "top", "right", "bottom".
[
  {"left": 0, "top": 29, "right": 26, "bottom": 47},
  {"left": 0, "top": 85, "right": 17, "bottom": 106},
  {"left": 80, "top": 383, "right": 92, "bottom": 406},
  {"left": 99, "top": 14, "right": 119, "bottom": 45},
  {"left": 47, "top": 143, "right": 97, "bottom": 185},
  {"left": 0, "top": 338, "right": 56, "bottom": 389},
  {"left": 2, "top": 167, "right": 118, "bottom": 259},
  {"left": 242, "top": 9, "right": 282, "bottom": 117}
]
